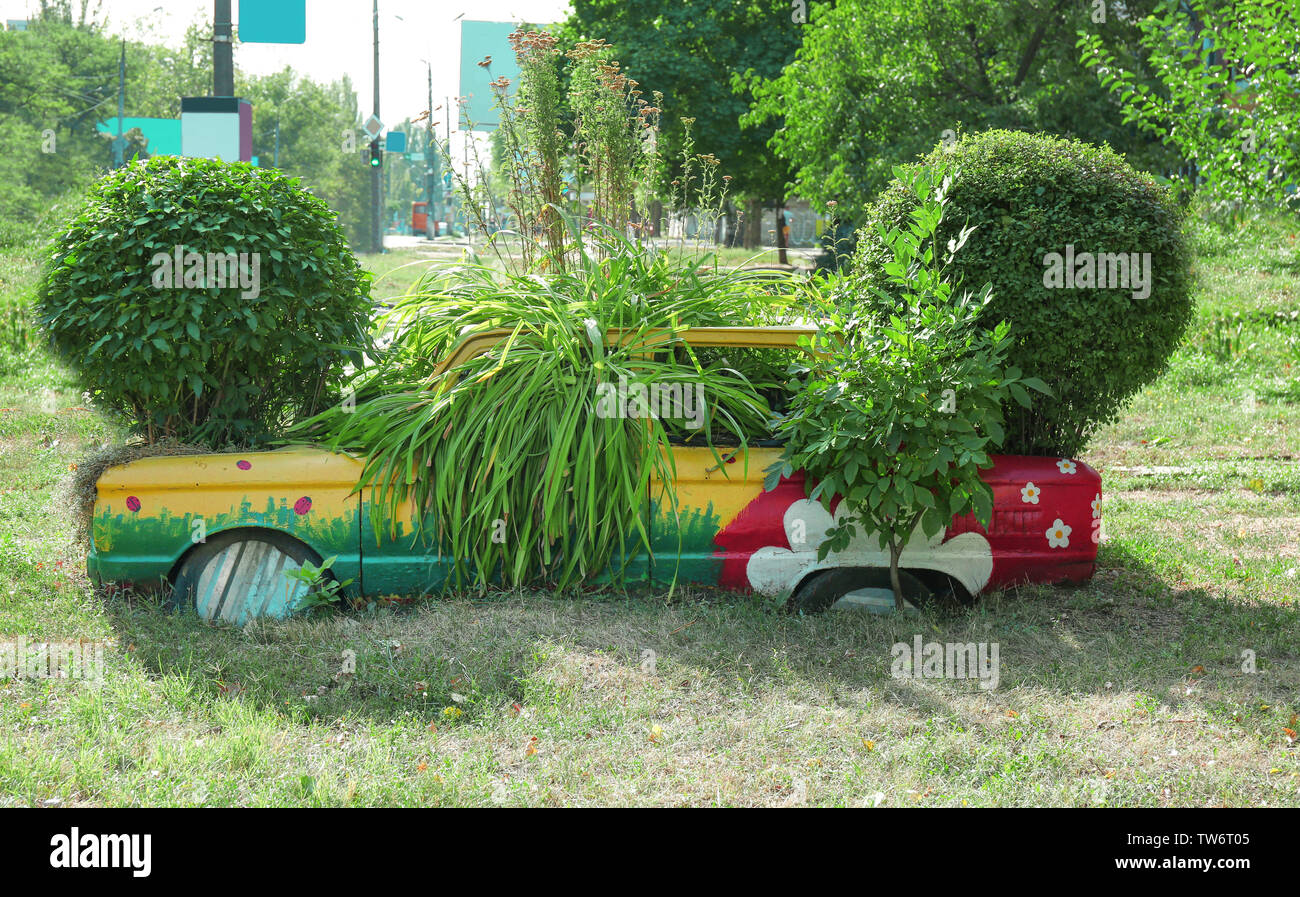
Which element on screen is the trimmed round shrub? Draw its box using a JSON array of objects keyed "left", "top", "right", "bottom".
[
  {"left": 36, "top": 156, "right": 372, "bottom": 446},
  {"left": 851, "top": 130, "right": 1193, "bottom": 457}
]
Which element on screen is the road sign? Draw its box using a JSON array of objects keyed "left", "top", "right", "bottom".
[
  {"left": 385, "top": 131, "right": 407, "bottom": 153},
  {"left": 96, "top": 117, "right": 182, "bottom": 156},
  {"left": 239, "top": 0, "right": 306, "bottom": 44},
  {"left": 363, "top": 114, "right": 384, "bottom": 139},
  {"left": 459, "top": 21, "right": 521, "bottom": 130}
]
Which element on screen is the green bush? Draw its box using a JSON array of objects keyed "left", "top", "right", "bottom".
[
  {"left": 36, "top": 156, "right": 372, "bottom": 446},
  {"left": 851, "top": 130, "right": 1193, "bottom": 457}
]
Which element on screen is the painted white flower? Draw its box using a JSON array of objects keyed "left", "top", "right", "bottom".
[
  {"left": 745, "top": 498, "right": 994, "bottom": 598},
  {"left": 1046, "top": 518, "right": 1072, "bottom": 548},
  {"left": 1020, "top": 482, "right": 1041, "bottom": 504},
  {"left": 1091, "top": 494, "right": 1102, "bottom": 519},
  {"left": 1056, "top": 459, "right": 1078, "bottom": 475}
]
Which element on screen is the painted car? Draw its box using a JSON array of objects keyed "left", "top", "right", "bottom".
[{"left": 87, "top": 326, "right": 1101, "bottom": 622}]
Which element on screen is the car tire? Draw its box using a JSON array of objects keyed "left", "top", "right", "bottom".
[
  {"left": 789, "top": 567, "right": 931, "bottom": 614},
  {"left": 171, "top": 530, "right": 323, "bottom": 625}
]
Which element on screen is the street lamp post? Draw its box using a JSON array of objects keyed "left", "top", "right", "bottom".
[
  {"left": 113, "top": 38, "right": 125, "bottom": 168},
  {"left": 371, "top": 0, "right": 382, "bottom": 254},
  {"left": 427, "top": 62, "right": 435, "bottom": 237}
]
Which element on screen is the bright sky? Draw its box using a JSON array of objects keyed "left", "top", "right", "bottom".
[{"left": 1, "top": 0, "right": 572, "bottom": 142}]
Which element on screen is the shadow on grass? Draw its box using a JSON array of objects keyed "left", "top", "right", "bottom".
[{"left": 99, "top": 541, "right": 1300, "bottom": 729}]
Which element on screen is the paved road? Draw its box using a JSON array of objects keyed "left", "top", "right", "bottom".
[{"left": 382, "top": 234, "right": 468, "bottom": 251}]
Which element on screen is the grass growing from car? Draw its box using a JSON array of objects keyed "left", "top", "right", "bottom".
[
  {"left": 296, "top": 221, "right": 787, "bottom": 591},
  {"left": 1, "top": 210, "right": 1297, "bottom": 806}
]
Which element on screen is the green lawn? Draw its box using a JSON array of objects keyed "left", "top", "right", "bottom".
[{"left": 0, "top": 220, "right": 1297, "bottom": 807}]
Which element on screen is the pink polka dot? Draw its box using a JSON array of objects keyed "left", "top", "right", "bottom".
[
  {"left": 125, "top": 496, "right": 141, "bottom": 512},
  {"left": 293, "top": 496, "right": 312, "bottom": 515},
  {"left": 236, "top": 460, "right": 251, "bottom": 470}
]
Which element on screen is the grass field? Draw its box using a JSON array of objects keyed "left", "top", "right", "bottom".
[{"left": 0, "top": 218, "right": 1296, "bottom": 807}]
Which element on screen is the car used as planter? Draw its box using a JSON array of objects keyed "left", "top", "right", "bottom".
[{"left": 87, "top": 325, "right": 1101, "bottom": 623}]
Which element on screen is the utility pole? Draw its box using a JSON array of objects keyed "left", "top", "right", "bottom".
[
  {"left": 213, "top": 0, "right": 233, "bottom": 96},
  {"left": 776, "top": 203, "right": 789, "bottom": 266},
  {"left": 370, "top": 0, "right": 382, "bottom": 254},
  {"left": 426, "top": 62, "right": 435, "bottom": 238},
  {"left": 113, "top": 38, "right": 125, "bottom": 168},
  {"left": 273, "top": 117, "right": 280, "bottom": 167},
  {"left": 462, "top": 104, "right": 469, "bottom": 234},
  {"left": 445, "top": 95, "right": 452, "bottom": 236}
]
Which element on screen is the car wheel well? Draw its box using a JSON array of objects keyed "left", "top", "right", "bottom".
[
  {"left": 166, "top": 527, "right": 318, "bottom": 583},
  {"left": 787, "top": 565, "right": 970, "bottom": 613}
]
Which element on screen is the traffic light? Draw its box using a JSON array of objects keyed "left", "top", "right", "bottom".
[{"left": 368, "top": 138, "right": 382, "bottom": 168}]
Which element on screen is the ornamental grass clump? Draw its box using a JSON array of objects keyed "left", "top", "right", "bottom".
[
  {"left": 299, "top": 30, "right": 795, "bottom": 591},
  {"left": 296, "top": 219, "right": 789, "bottom": 590}
]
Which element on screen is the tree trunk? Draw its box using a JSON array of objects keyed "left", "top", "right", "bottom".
[
  {"left": 1012, "top": 0, "right": 1070, "bottom": 88},
  {"left": 888, "top": 537, "right": 905, "bottom": 612},
  {"left": 743, "top": 198, "right": 762, "bottom": 249},
  {"left": 724, "top": 201, "right": 739, "bottom": 247},
  {"left": 775, "top": 202, "right": 788, "bottom": 266}
]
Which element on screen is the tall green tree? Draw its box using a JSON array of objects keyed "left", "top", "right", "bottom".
[
  {"left": 1, "top": 2, "right": 403, "bottom": 250},
  {"left": 123, "top": 19, "right": 215, "bottom": 119},
  {"left": 749, "top": 0, "right": 1180, "bottom": 223},
  {"left": 0, "top": 6, "right": 116, "bottom": 225},
  {"left": 239, "top": 70, "right": 373, "bottom": 249},
  {"left": 1080, "top": 0, "right": 1299, "bottom": 212}
]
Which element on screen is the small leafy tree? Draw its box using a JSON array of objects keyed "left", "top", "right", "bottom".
[
  {"left": 768, "top": 167, "right": 1048, "bottom": 609},
  {"left": 289, "top": 555, "right": 355, "bottom": 613}
]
